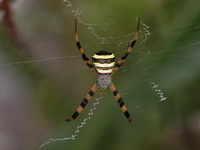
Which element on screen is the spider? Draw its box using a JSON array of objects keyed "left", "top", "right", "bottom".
[{"left": 66, "top": 18, "right": 140, "bottom": 122}]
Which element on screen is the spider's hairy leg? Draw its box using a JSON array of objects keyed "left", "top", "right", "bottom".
[
  {"left": 65, "top": 84, "right": 98, "bottom": 122},
  {"left": 112, "top": 17, "right": 140, "bottom": 75},
  {"left": 75, "top": 19, "right": 97, "bottom": 73},
  {"left": 110, "top": 83, "right": 132, "bottom": 122}
]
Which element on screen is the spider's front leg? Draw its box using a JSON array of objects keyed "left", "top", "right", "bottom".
[
  {"left": 110, "top": 83, "right": 132, "bottom": 122},
  {"left": 75, "top": 19, "right": 97, "bottom": 73},
  {"left": 66, "top": 83, "right": 98, "bottom": 122},
  {"left": 112, "top": 17, "right": 140, "bottom": 75}
]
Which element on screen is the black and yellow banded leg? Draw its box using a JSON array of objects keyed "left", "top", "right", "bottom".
[
  {"left": 112, "top": 18, "right": 140, "bottom": 74},
  {"left": 110, "top": 83, "right": 132, "bottom": 122},
  {"left": 75, "top": 19, "right": 97, "bottom": 73},
  {"left": 65, "top": 83, "right": 98, "bottom": 122}
]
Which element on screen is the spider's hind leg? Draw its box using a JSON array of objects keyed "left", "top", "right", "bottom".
[
  {"left": 110, "top": 83, "right": 132, "bottom": 122},
  {"left": 65, "top": 83, "right": 98, "bottom": 122}
]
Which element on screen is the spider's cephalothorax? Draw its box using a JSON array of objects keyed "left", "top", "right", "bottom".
[
  {"left": 66, "top": 18, "right": 140, "bottom": 122},
  {"left": 92, "top": 50, "right": 115, "bottom": 89}
]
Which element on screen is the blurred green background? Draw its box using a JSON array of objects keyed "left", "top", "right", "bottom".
[{"left": 0, "top": 0, "right": 200, "bottom": 150}]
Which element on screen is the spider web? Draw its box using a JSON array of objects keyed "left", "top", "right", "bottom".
[
  {"left": 0, "top": 0, "right": 200, "bottom": 150},
  {"left": 35, "top": 1, "right": 152, "bottom": 148}
]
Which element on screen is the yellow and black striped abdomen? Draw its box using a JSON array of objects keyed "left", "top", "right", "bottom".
[{"left": 92, "top": 50, "right": 115, "bottom": 74}]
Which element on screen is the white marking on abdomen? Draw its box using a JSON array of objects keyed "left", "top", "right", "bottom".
[
  {"left": 93, "top": 62, "right": 115, "bottom": 68},
  {"left": 96, "top": 69, "right": 113, "bottom": 74}
]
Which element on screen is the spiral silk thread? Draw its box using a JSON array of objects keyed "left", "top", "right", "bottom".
[
  {"left": 37, "top": 97, "right": 103, "bottom": 149},
  {"left": 150, "top": 82, "right": 167, "bottom": 101}
]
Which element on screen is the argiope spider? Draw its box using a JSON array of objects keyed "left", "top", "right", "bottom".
[{"left": 66, "top": 18, "right": 140, "bottom": 122}]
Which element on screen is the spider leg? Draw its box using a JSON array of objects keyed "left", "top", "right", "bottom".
[
  {"left": 112, "top": 17, "right": 140, "bottom": 75},
  {"left": 75, "top": 19, "right": 97, "bottom": 73},
  {"left": 110, "top": 83, "right": 132, "bottom": 122},
  {"left": 65, "top": 83, "right": 98, "bottom": 122}
]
